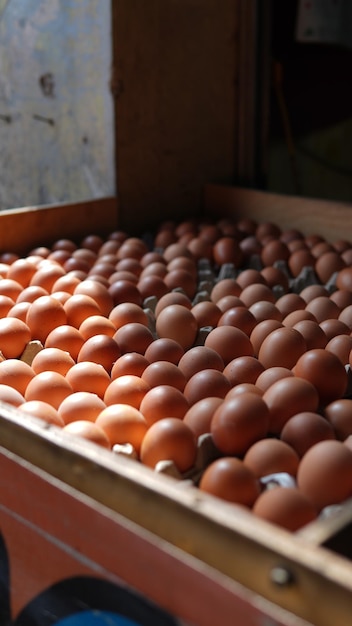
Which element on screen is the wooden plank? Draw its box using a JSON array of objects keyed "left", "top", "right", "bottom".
[
  {"left": 0, "top": 196, "right": 118, "bottom": 255},
  {"left": 0, "top": 404, "right": 351, "bottom": 625},
  {"left": 203, "top": 183, "right": 352, "bottom": 242},
  {"left": 113, "top": 0, "right": 238, "bottom": 233},
  {"left": 0, "top": 445, "right": 308, "bottom": 626}
]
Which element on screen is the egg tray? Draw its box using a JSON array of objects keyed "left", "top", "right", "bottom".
[{"left": 0, "top": 189, "right": 352, "bottom": 625}]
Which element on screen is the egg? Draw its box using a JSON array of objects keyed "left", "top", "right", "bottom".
[
  {"left": 143, "top": 338, "right": 184, "bottom": 365},
  {"left": 323, "top": 399, "right": 352, "bottom": 441},
  {"left": 31, "top": 347, "right": 75, "bottom": 375},
  {"left": 293, "top": 348, "right": 348, "bottom": 406},
  {"left": 263, "top": 376, "right": 320, "bottom": 435},
  {"left": 297, "top": 440, "right": 352, "bottom": 510},
  {"left": 19, "top": 400, "right": 64, "bottom": 427},
  {"left": 199, "top": 457, "right": 260, "bottom": 507},
  {"left": 249, "top": 319, "right": 284, "bottom": 357},
  {"left": 114, "top": 322, "right": 154, "bottom": 355},
  {"left": 218, "top": 306, "right": 257, "bottom": 335},
  {"left": 258, "top": 327, "right": 307, "bottom": 370},
  {"left": 178, "top": 346, "right": 224, "bottom": 380},
  {"left": 210, "top": 392, "right": 270, "bottom": 456},
  {"left": 111, "top": 352, "right": 150, "bottom": 379},
  {"left": 239, "top": 283, "right": 276, "bottom": 308},
  {"left": 183, "top": 397, "right": 223, "bottom": 438},
  {"left": 305, "top": 296, "right": 340, "bottom": 323},
  {"left": 108, "top": 302, "right": 149, "bottom": 329},
  {"left": 281, "top": 411, "right": 336, "bottom": 457},
  {"left": 24, "top": 371, "right": 73, "bottom": 409},
  {"left": 243, "top": 438, "right": 300, "bottom": 478},
  {"left": 325, "top": 334, "right": 352, "bottom": 365},
  {"left": 222, "top": 355, "right": 265, "bottom": 387},
  {"left": 252, "top": 487, "right": 317, "bottom": 531},
  {"left": 155, "top": 305, "right": 198, "bottom": 351},
  {"left": 0, "top": 384, "right": 26, "bottom": 406},
  {"left": 77, "top": 335, "right": 121, "bottom": 374},
  {"left": 63, "top": 294, "right": 101, "bottom": 328},
  {"left": 0, "top": 359, "right": 34, "bottom": 395},
  {"left": 0, "top": 317, "right": 31, "bottom": 358},
  {"left": 79, "top": 315, "right": 116, "bottom": 340},
  {"left": 140, "top": 417, "right": 197, "bottom": 472},
  {"left": 63, "top": 420, "right": 111, "bottom": 449},
  {"left": 44, "top": 325, "right": 85, "bottom": 361},
  {"left": 292, "top": 319, "right": 327, "bottom": 350},
  {"left": 139, "top": 384, "right": 189, "bottom": 426},
  {"left": 183, "top": 369, "right": 231, "bottom": 405},
  {"left": 141, "top": 361, "right": 186, "bottom": 391},
  {"left": 212, "top": 237, "right": 243, "bottom": 267},
  {"left": 275, "top": 293, "right": 306, "bottom": 317},
  {"left": 210, "top": 278, "right": 241, "bottom": 304},
  {"left": 204, "top": 325, "right": 254, "bottom": 365},
  {"left": 108, "top": 279, "right": 143, "bottom": 307},
  {"left": 191, "top": 300, "right": 222, "bottom": 329},
  {"left": 255, "top": 366, "right": 293, "bottom": 393},
  {"left": 65, "top": 361, "right": 110, "bottom": 398},
  {"left": 104, "top": 375, "right": 150, "bottom": 409},
  {"left": 95, "top": 404, "right": 147, "bottom": 454},
  {"left": 58, "top": 391, "right": 106, "bottom": 424}
]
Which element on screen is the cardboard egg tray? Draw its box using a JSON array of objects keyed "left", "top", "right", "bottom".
[{"left": 0, "top": 188, "right": 352, "bottom": 625}]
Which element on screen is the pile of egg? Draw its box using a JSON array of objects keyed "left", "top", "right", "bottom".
[{"left": 1, "top": 215, "right": 352, "bottom": 532}]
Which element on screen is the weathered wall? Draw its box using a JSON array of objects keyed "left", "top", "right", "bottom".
[{"left": 0, "top": 0, "right": 115, "bottom": 211}]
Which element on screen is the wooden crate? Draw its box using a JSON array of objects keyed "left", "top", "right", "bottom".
[{"left": 0, "top": 191, "right": 352, "bottom": 625}]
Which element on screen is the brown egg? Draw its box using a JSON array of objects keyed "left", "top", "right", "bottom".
[
  {"left": 211, "top": 393, "right": 269, "bottom": 456},
  {"left": 155, "top": 305, "right": 198, "bottom": 351},
  {"left": 252, "top": 487, "right": 317, "bottom": 531},
  {"left": 282, "top": 309, "right": 317, "bottom": 326},
  {"left": 292, "top": 319, "right": 327, "bottom": 350},
  {"left": 140, "top": 417, "right": 197, "bottom": 472},
  {"left": 239, "top": 236, "right": 262, "bottom": 259},
  {"left": 6, "top": 258, "right": 38, "bottom": 287},
  {"left": 339, "top": 305, "right": 352, "bottom": 330},
  {"left": 137, "top": 275, "right": 168, "bottom": 301},
  {"left": 236, "top": 269, "right": 266, "bottom": 290},
  {"left": 191, "top": 300, "right": 222, "bottom": 329},
  {"left": 187, "top": 236, "right": 213, "bottom": 261},
  {"left": 258, "top": 327, "right": 307, "bottom": 370},
  {"left": 325, "top": 334, "right": 352, "bottom": 365},
  {"left": 184, "top": 369, "right": 231, "bottom": 405},
  {"left": 263, "top": 376, "right": 320, "bottom": 435},
  {"left": 24, "top": 371, "right": 73, "bottom": 409},
  {"left": 45, "top": 325, "right": 85, "bottom": 361},
  {"left": 164, "top": 269, "right": 197, "bottom": 299},
  {"left": 108, "top": 279, "right": 143, "bottom": 307},
  {"left": 79, "top": 315, "right": 116, "bottom": 340},
  {"left": 0, "top": 359, "right": 34, "bottom": 395},
  {"left": 63, "top": 420, "right": 111, "bottom": 449},
  {"left": 29, "top": 263, "right": 66, "bottom": 292},
  {"left": 293, "top": 348, "right": 348, "bottom": 406},
  {"left": 139, "top": 384, "right": 189, "bottom": 426},
  {"left": 95, "top": 404, "right": 147, "bottom": 454},
  {"left": 244, "top": 438, "right": 300, "bottom": 478},
  {"left": 144, "top": 338, "right": 184, "bottom": 365},
  {"left": 240, "top": 283, "right": 276, "bottom": 308},
  {"left": 166, "top": 256, "right": 198, "bottom": 278},
  {"left": 315, "top": 251, "right": 346, "bottom": 284},
  {"left": 255, "top": 366, "right": 293, "bottom": 393},
  {"left": 111, "top": 352, "right": 150, "bottom": 379},
  {"left": 311, "top": 241, "right": 334, "bottom": 258},
  {"left": 116, "top": 237, "right": 149, "bottom": 261},
  {"left": 319, "top": 318, "right": 349, "bottom": 341},
  {"left": 335, "top": 267, "right": 352, "bottom": 291},
  {"left": 260, "top": 266, "right": 289, "bottom": 292},
  {"left": 31, "top": 347, "right": 75, "bottom": 375},
  {"left": 154, "top": 291, "right": 192, "bottom": 317},
  {"left": 216, "top": 295, "right": 245, "bottom": 313},
  {"left": 218, "top": 306, "right": 257, "bottom": 335},
  {"left": 139, "top": 261, "right": 167, "bottom": 280},
  {"left": 275, "top": 293, "right": 306, "bottom": 317},
  {"left": 65, "top": 361, "right": 110, "bottom": 398},
  {"left": 249, "top": 319, "right": 284, "bottom": 357},
  {"left": 0, "top": 318, "right": 31, "bottom": 358},
  {"left": 210, "top": 278, "right": 241, "bottom": 303},
  {"left": 330, "top": 289, "right": 352, "bottom": 309},
  {"left": 141, "top": 361, "right": 186, "bottom": 391},
  {"left": 163, "top": 242, "right": 193, "bottom": 263},
  {"left": 223, "top": 355, "right": 265, "bottom": 386},
  {"left": 204, "top": 325, "right": 254, "bottom": 365},
  {"left": 288, "top": 249, "right": 316, "bottom": 277},
  {"left": 63, "top": 294, "right": 101, "bottom": 328},
  {"left": 212, "top": 237, "right": 243, "bottom": 267},
  {"left": 114, "top": 322, "right": 154, "bottom": 355},
  {"left": 249, "top": 301, "right": 283, "bottom": 324},
  {"left": 77, "top": 335, "right": 121, "bottom": 373},
  {"left": 300, "top": 284, "right": 329, "bottom": 303},
  {"left": 6, "top": 301, "right": 31, "bottom": 323},
  {"left": 178, "top": 346, "right": 224, "bottom": 380},
  {"left": 261, "top": 239, "right": 290, "bottom": 266},
  {"left": 109, "top": 302, "right": 148, "bottom": 329},
  {"left": 0, "top": 384, "right": 25, "bottom": 406},
  {"left": 58, "top": 391, "right": 106, "bottom": 424},
  {"left": 183, "top": 396, "right": 223, "bottom": 438},
  {"left": 104, "top": 375, "right": 150, "bottom": 409},
  {"left": 256, "top": 221, "right": 281, "bottom": 242},
  {"left": 115, "top": 257, "right": 142, "bottom": 277},
  {"left": 323, "top": 399, "right": 352, "bottom": 441},
  {"left": 305, "top": 296, "right": 340, "bottom": 323},
  {"left": 20, "top": 400, "right": 64, "bottom": 427},
  {"left": 199, "top": 457, "right": 260, "bottom": 507},
  {"left": 281, "top": 411, "right": 335, "bottom": 457},
  {"left": 297, "top": 440, "right": 352, "bottom": 510},
  {"left": 16, "top": 285, "right": 49, "bottom": 303}
]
